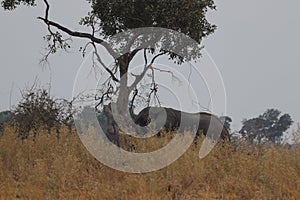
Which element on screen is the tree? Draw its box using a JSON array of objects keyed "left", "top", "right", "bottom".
[
  {"left": 239, "top": 109, "right": 293, "bottom": 145},
  {"left": 2, "top": 0, "right": 217, "bottom": 139},
  {"left": 0, "top": 111, "right": 11, "bottom": 124}
]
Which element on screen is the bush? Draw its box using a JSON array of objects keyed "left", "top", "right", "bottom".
[{"left": 12, "top": 88, "right": 73, "bottom": 140}]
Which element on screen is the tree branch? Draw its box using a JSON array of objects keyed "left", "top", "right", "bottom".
[
  {"left": 147, "top": 67, "right": 161, "bottom": 106},
  {"left": 150, "top": 52, "right": 164, "bottom": 65},
  {"left": 129, "top": 65, "right": 150, "bottom": 92},
  {"left": 43, "top": 0, "right": 49, "bottom": 21},
  {"left": 95, "top": 85, "right": 114, "bottom": 110},
  {"left": 38, "top": 0, "right": 119, "bottom": 59},
  {"left": 91, "top": 43, "right": 120, "bottom": 82},
  {"left": 143, "top": 48, "right": 148, "bottom": 67},
  {"left": 128, "top": 48, "right": 142, "bottom": 63},
  {"left": 128, "top": 52, "right": 165, "bottom": 92}
]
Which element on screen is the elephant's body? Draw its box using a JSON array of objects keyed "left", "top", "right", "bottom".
[
  {"left": 131, "top": 107, "right": 231, "bottom": 141},
  {"left": 102, "top": 104, "right": 230, "bottom": 143}
]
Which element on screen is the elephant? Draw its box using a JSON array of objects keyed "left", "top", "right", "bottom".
[
  {"left": 129, "top": 106, "right": 231, "bottom": 141},
  {"left": 102, "top": 104, "right": 230, "bottom": 143}
]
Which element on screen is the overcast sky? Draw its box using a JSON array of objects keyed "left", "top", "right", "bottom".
[{"left": 0, "top": 0, "right": 300, "bottom": 133}]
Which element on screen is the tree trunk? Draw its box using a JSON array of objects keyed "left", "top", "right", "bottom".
[
  {"left": 104, "top": 55, "right": 131, "bottom": 145},
  {"left": 116, "top": 54, "right": 131, "bottom": 114},
  {"left": 116, "top": 75, "right": 129, "bottom": 116}
]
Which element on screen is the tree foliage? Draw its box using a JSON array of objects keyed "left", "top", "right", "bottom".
[
  {"left": 87, "top": 0, "right": 216, "bottom": 39},
  {"left": 239, "top": 109, "right": 293, "bottom": 144},
  {"left": 2, "top": 0, "right": 216, "bottom": 41},
  {"left": 1, "top": 0, "right": 35, "bottom": 10}
]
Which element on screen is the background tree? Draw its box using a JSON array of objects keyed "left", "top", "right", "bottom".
[
  {"left": 239, "top": 109, "right": 293, "bottom": 145},
  {"left": 0, "top": 111, "right": 11, "bottom": 124},
  {"left": 0, "top": 110, "right": 11, "bottom": 134}
]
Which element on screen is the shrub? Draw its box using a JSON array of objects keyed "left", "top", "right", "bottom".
[{"left": 12, "top": 88, "right": 73, "bottom": 140}]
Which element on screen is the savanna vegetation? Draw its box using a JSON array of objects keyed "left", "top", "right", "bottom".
[
  {"left": 1, "top": 1, "right": 300, "bottom": 199},
  {"left": 0, "top": 76, "right": 298, "bottom": 200},
  {"left": 0, "top": 86, "right": 299, "bottom": 199},
  {"left": 0, "top": 124, "right": 300, "bottom": 199}
]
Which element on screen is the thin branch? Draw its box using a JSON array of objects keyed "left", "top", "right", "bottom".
[
  {"left": 151, "top": 66, "right": 172, "bottom": 74},
  {"left": 143, "top": 48, "right": 148, "bottom": 67},
  {"left": 95, "top": 85, "right": 114, "bottom": 110},
  {"left": 91, "top": 43, "right": 120, "bottom": 82},
  {"left": 128, "top": 48, "right": 142, "bottom": 63},
  {"left": 43, "top": 0, "right": 49, "bottom": 21},
  {"left": 90, "top": 15, "right": 96, "bottom": 36},
  {"left": 191, "top": 100, "right": 211, "bottom": 112},
  {"left": 129, "top": 88, "right": 138, "bottom": 108},
  {"left": 129, "top": 65, "right": 150, "bottom": 92},
  {"left": 81, "top": 41, "right": 93, "bottom": 57},
  {"left": 38, "top": 0, "right": 119, "bottom": 59},
  {"left": 151, "top": 66, "right": 182, "bottom": 86},
  {"left": 150, "top": 52, "right": 164, "bottom": 65},
  {"left": 87, "top": 51, "right": 100, "bottom": 80},
  {"left": 125, "top": 32, "right": 144, "bottom": 62},
  {"left": 128, "top": 52, "right": 165, "bottom": 91},
  {"left": 9, "top": 82, "right": 14, "bottom": 111},
  {"left": 147, "top": 68, "right": 161, "bottom": 107}
]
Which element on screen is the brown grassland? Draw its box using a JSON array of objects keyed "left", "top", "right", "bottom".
[{"left": 0, "top": 125, "right": 300, "bottom": 199}]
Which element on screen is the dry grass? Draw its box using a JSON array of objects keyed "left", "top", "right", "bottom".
[{"left": 0, "top": 126, "right": 300, "bottom": 199}]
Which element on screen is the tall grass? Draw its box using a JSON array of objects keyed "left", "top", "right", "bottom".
[{"left": 0, "top": 125, "right": 299, "bottom": 199}]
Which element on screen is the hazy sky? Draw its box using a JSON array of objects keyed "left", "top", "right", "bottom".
[{"left": 1, "top": 0, "right": 300, "bottom": 132}]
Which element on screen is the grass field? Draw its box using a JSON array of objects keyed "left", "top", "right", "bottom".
[{"left": 0, "top": 126, "right": 299, "bottom": 199}]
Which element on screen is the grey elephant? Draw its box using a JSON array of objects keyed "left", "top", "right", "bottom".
[{"left": 102, "top": 104, "right": 230, "bottom": 143}]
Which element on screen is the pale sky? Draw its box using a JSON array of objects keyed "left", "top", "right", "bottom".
[{"left": 0, "top": 0, "right": 300, "bottom": 133}]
